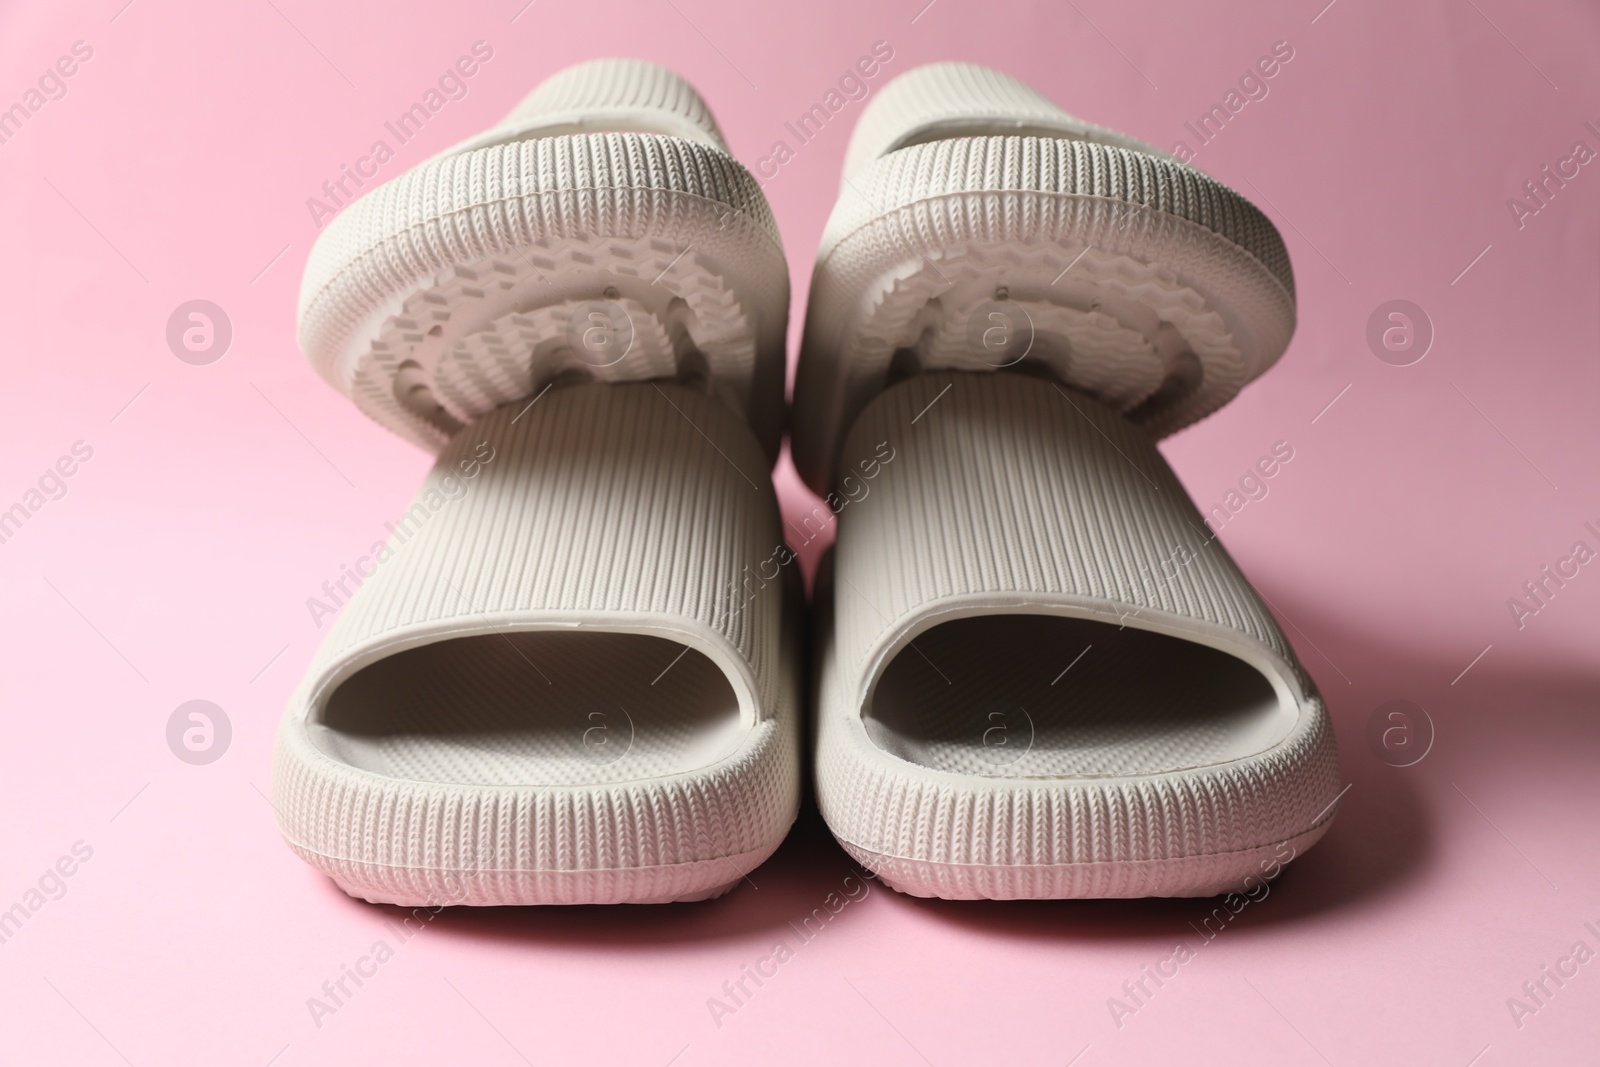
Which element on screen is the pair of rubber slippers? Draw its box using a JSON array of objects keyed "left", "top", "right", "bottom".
[{"left": 273, "top": 59, "right": 1341, "bottom": 905}]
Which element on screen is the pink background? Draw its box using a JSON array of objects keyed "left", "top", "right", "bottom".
[{"left": 2, "top": 0, "right": 1597, "bottom": 1063}]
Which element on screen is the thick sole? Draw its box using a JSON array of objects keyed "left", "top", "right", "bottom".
[
  {"left": 278, "top": 63, "right": 800, "bottom": 907},
  {"left": 272, "top": 385, "right": 803, "bottom": 907},
  {"left": 793, "top": 133, "right": 1294, "bottom": 492},
  {"left": 839, "top": 822, "right": 1333, "bottom": 900},
  {"left": 811, "top": 373, "right": 1341, "bottom": 901},
  {"left": 298, "top": 843, "right": 779, "bottom": 907},
  {"left": 299, "top": 130, "right": 790, "bottom": 457}
]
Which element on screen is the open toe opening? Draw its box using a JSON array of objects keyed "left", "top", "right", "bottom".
[
  {"left": 311, "top": 631, "right": 747, "bottom": 787},
  {"left": 865, "top": 613, "right": 1295, "bottom": 778}
]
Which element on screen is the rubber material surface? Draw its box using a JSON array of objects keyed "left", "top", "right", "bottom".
[
  {"left": 299, "top": 59, "right": 789, "bottom": 459},
  {"left": 275, "top": 61, "right": 800, "bottom": 906},
  {"left": 274, "top": 384, "right": 802, "bottom": 906},
  {"left": 811, "top": 372, "right": 1340, "bottom": 899},
  {"left": 792, "top": 62, "right": 1293, "bottom": 493}
]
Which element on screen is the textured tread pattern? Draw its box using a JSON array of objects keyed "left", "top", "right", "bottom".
[
  {"left": 301, "top": 133, "right": 786, "bottom": 453},
  {"left": 421, "top": 292, "right": 677, "bottom": 420},
  {"left": 813, "top": 373, "right": 1340, "bottom": 898},
  {"left": 793, "top": 61, "right": 1293, "bottom": 492},
  {"left": 298, "top": 58, "right": 786, "bottom": 455},
  {"left": 353, "top": 230, "right": 763, "bottom": 450},
  {"left": 849, "top": 237, "right": 1245, "bottom": 427},
  {"left": 272, "top": 384, "right": 801, "bottom": 905},
  {"left": 915, "top": 281, "right": 1166, "bottom": 410}
]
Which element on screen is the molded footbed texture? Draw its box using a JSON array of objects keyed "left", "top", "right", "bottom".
[
  {"left": 867, "top": 614, "right": 1294, "bottom": 780},
  {"left": 272, "top": 382, "right": 801, "bottom": 906},
  {"left": 812, "top": 372, "right": 1341, "bottom": 899},
  {"left": 792, "top": 62, "right": 1294, "bottom": 493},
  {"left": 317, "top": 631, "right": 746, "bottom": 788},
  {"left": 298, "top": 59, "right": 789, "bottom": 459}
]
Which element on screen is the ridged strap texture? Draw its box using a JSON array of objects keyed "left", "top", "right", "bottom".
[
  {"left": 274, "top": 382, "right": 797, "bottom": 882},
  {"left": 834, "top": 372, "right": 1305, "bottom": 693},
  {"left": 792, "top": 131, "right": 1297, "bottom": 489},
  {"left": 299, "top": 132, "right": 783, "bottom": 389},
  {"left": 843, "top": 61, "right": 1166, "bottom": 182},
  {"left": 493, "top": 57, "right": 729, "bottom": 150},
  {"left": 816, "top": 372, "right": 1339, "bottom": 870}
]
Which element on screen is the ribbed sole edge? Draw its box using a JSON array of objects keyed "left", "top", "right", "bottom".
[
  {"left": 292, "top": 833, "right": 790, "bottom": 907},
  {"left": 833, "top": 819, "right": 1334, "bottom": 900}
]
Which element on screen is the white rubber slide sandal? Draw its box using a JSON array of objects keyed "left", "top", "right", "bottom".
[
  {"left": 799, "top": 64, "right": 1339, "bottom": 900},
  {"left": 792, "top": 61, "right": 1296, "bottom": 492},
  {"left": 813, "top": 373, "right": 1340, "bottom": 899},
  {"left": 272, "top": 60, "right": 799, "bottom": 906},
  {"left": 300, "top": 57, "right": 789, "bottom": 458}
]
